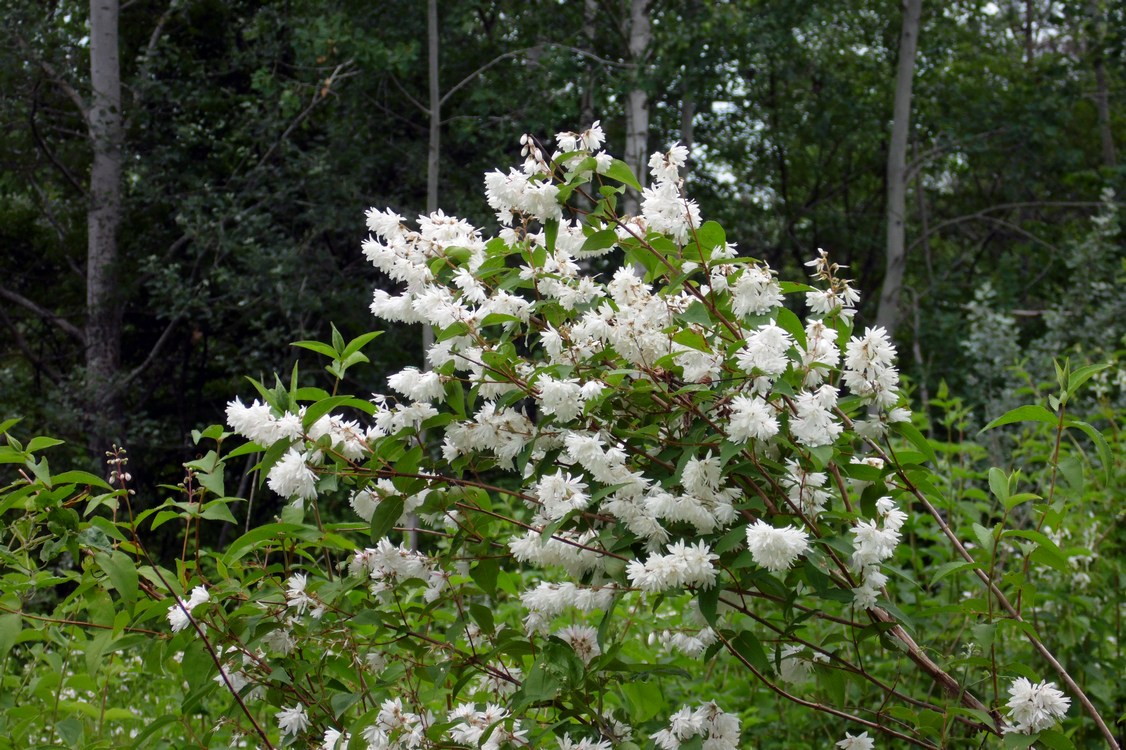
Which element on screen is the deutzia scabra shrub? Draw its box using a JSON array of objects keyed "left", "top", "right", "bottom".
[{"left": 0, "top": 126, "right": 1120, "bottom": 750}]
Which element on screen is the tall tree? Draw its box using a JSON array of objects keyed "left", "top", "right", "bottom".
[
  {"left": 85, "top": 0, "right": 124, "bottom": 455},
  {"left": 622, "top": 0, "right": 651, "bottom": 216},
  {"left": 876, "top": 0, "right": 923, "bottom": 336}
]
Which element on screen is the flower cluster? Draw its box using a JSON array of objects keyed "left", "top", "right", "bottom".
[
  {"left": 166, "top": 585, "right": 209, "bottom": 633},
  {"left": 650, "top": 702, "right": 740, "bottom": 750},
  {"left": 210, "top": 126, "right": 922, "bottom": 749},
  {"left": 851, "top": 497, "right": 908, "bottom": 609},
  {"left": 1004, "top": 677, "right": 1071, "bottom": 734}
]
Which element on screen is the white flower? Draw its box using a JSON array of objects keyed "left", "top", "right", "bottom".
[
  {"left": 166, "top": 585, "right": 210, "bottom": 633},
  {"left": 735, "top": 323, "right": 793, "bottom": 376},
  {"left": 789, "top": 385, "right": 843, "bottom": 447},
  {"left": 836, "top": 731, "right": 874, "bottom": 750},
  {"left": 1004, "top": 677, "right": 1070, "bottom": 733},
  {"left": 731, "top": 264, "right": 783, "bottom": 317},
  {"left": 285, "top": 572, "right": 316, "bottom": 615},
  {"left": 267, "top": 449, "right": 318, "bottom": 500},
  {"left": 745, "top": 520, "right": 809, "bottom": 574},
  {"left": 727, "top": 394, "right": 779, "bottom": 443},
  {"left": 555, "top": 625, "right": 601, "bottom": 664},
  {"left": 276, "top": 703, "right": 310, "bottom": 736},
  {"left": 320, "top": 728, "right": 350, "bottom": 750}
]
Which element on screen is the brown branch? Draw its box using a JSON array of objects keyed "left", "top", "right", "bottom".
[
  {"left": 0, "top": 286, "right": 86, "bottom": 343},
  {"left": 13, "top": 32, "right": 89, "bottom": 125},
  {"left": 713, "top": 628, "right": 939, "bottom": 749},
  {"left": 29, "top": 84, "right": 87, "bottom": 196},
  {"left": 114, "top": 313, "right": 184, "bottom": 393},
  {"left": 0, "top": 305, "right": 64, "bottom": 384},
  {"left": 250, "top": 61, "right": 356, "bottom": 175}
]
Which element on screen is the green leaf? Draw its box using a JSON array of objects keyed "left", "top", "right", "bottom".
[
  {"left": 471, "top": 557, "right": 500, "bottom": 597},
  {"left": 369, "top": 495, "right": 405, "bottom": 541},
  {"left": 980, "top": 404, "right": 1058, "bottom": 433},
  {"left": 51, "top": 470, "right": 112, "bottom": 490},
  {"left": 95, "top": 550, "right": 138, "bottom": 605},
  {"left": 893, "top": 422, "right": 937, "bottom": 465},
  {"left": 1066, "top": 362, "right": 1110, "bottom": 397},
  {"left": 1063, "top": 418, "right": 1113, "bottom": 485},
  {"left": 200, "top": 499, "right": 239, "bottom": 524},
  {"left": 1002, "top": 732, "right": 1038, "bottom": 749},
  {"left": 988, "top": 467, "right": 1009, "bottom": 505},
  {"left": 729, "top": 631, "right": 771, "bottom": 675},
  {"left": 0, "top": 614, "right": 21, "bottom": 661},
  {"left": 221, "top": 523, "right": 310, "bottom": 565},
  {"left": 291, "top": 340, "right": 338, "bottom": 359},
  {"left": 302, "top": 395, "right": 362, "bottom": 429},
  {"left": 544, "top": 219, "right": 559, "bottom": 252},
  {"left": 581, "top": 228, "right": 618, "bottom": 254},
  {"left": 1004, "top": 529, "right": 1070, "bottom": 573},
  {"left": 672, "top": 329, "right": 711, "bottom": 353},
  {"left": 774, "top": 306, "right": 807, "bottom": 349},
  {"left": 341, "top": 331, "right": 383, "bottom": 359},
  {"left": 603, "top": 158, "right": 642, "bottom": 191},
  {"left": 695, "top": 221, "right": 726, "bottom": 251},
  {"left": 930, "top": 561, "right": 978, "bottom": 586},
  {"left": 971, "top": 523, "right": 996, "bottom": 558},
  {"left": 26, "top": 436, "right": 65, "bottom": 452}
]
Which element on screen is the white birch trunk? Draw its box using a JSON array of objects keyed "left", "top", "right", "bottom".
[
  {"left": 622, "top": 0, "right": 650, "bottom": 217},
  {"left": 87, "top": 0, "right": 124, "bottom": 452},
  {"left": 875, "top": 0, "right": 922, "bottom": 336}
]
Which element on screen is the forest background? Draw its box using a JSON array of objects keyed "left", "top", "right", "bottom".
[
  {"left": 1, "top": 1, "right": 1126, "bottom": 749},
  {"left": 2, "top": 0, "right": 1124, "bottom": 483}
]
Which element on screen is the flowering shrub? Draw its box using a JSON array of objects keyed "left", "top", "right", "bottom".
[{"left": 0, "top": 128, "right": 1121, "bottom": 750}]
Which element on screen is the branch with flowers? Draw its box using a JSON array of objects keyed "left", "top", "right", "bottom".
[{"left": 0, "top": 124, "right": 1118, "bottom": 750}]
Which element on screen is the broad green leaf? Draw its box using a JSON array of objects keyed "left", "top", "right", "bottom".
[
  {"left": 695, "top": 221, "right": 726, "bottom": 251},
  {"left": 95, "top": 550, "right": 138, "bottom": 605},
  {"left": 341, "top": 331, "right": 383, "bottom": 359},
  {"left": 581, "top": 228, "right": 618, "bottom": 254},
  {"left": 1066, "top": 362, "right": 1110, "bottom": 397},
  {"left": 774, "top": 306, "right": 807, "bottom": 349},
  {"left": 602, "top": 158, "right": 642, "bottom": 191},
  {"left": 988, "top": 467, "right": 1009, "bottom": 505},
  {"left": 369, "top": 495, "right": 405, "bottom": 541},
  {"left": 893, "top": 422, "right": 937, "bottom": 465},
  {"left": 291, "top": 339, "right": 338, "bottom": 358},
  {"left": 221, "top": 523, "right": 311, "bottom": 565},
  {"left": 26, "top": 436, "right": 65, "bottom": 452},
  {"left": 971, "top": 523, "right": 996, "bottom": 558},
  {"left": 0, "top": 614, "right": 20, "bottom": 661},
  {"left": 1063, "top": 418, "right": 1113, "bottom": 485},
  {"left": 672, "top": 329, "right": 711, "bottom": 353},
  {"left": 730, "top": 631, "right": 770, "bottom": 675},
  {"left": 51, "top": 470, "right": 112, "bottom": 490},
  {"left": 1035, "top": 729, "right": 1076, "bottom": 750},
  {"left": 980, "top": 404, "right": 1057, "bottom": 433},
  {"left": 471, "top": 557, "right": 500, "bottom": 597},
  {"left": 930, "top": 561, "right": 978, "bottom": 586}
]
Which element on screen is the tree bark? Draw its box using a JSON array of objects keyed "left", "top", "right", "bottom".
[
  {"left": 86, "top": 0, "right": 124, "bottom": 456},
  {"left": 427, "top": 0, "right": 440, "bottom": 217},
  {"left": 622, "top": 0, "right": 650, "bottom": 217},
  {"left": 580, "top": 0, "right": 597, "bottom": 128},
  {"left": 876, "top": 0, "right": 922, "bottom": 336}
]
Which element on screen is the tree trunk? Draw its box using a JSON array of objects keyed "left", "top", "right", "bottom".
[
  {"left": 581, "top": 0, "right": 597, "bottom": 128},
  {"left": 427, "top": 0, "right": 440, "bottom": 217},
  {"left": 876, "top": 0, "right": 922, "bottom": 336},
  {"left": 622, "top": 0, "right": 650, "bottom": 217},
  {"left": 87, "top": 0, "right": 124, "bottom": 456}
]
